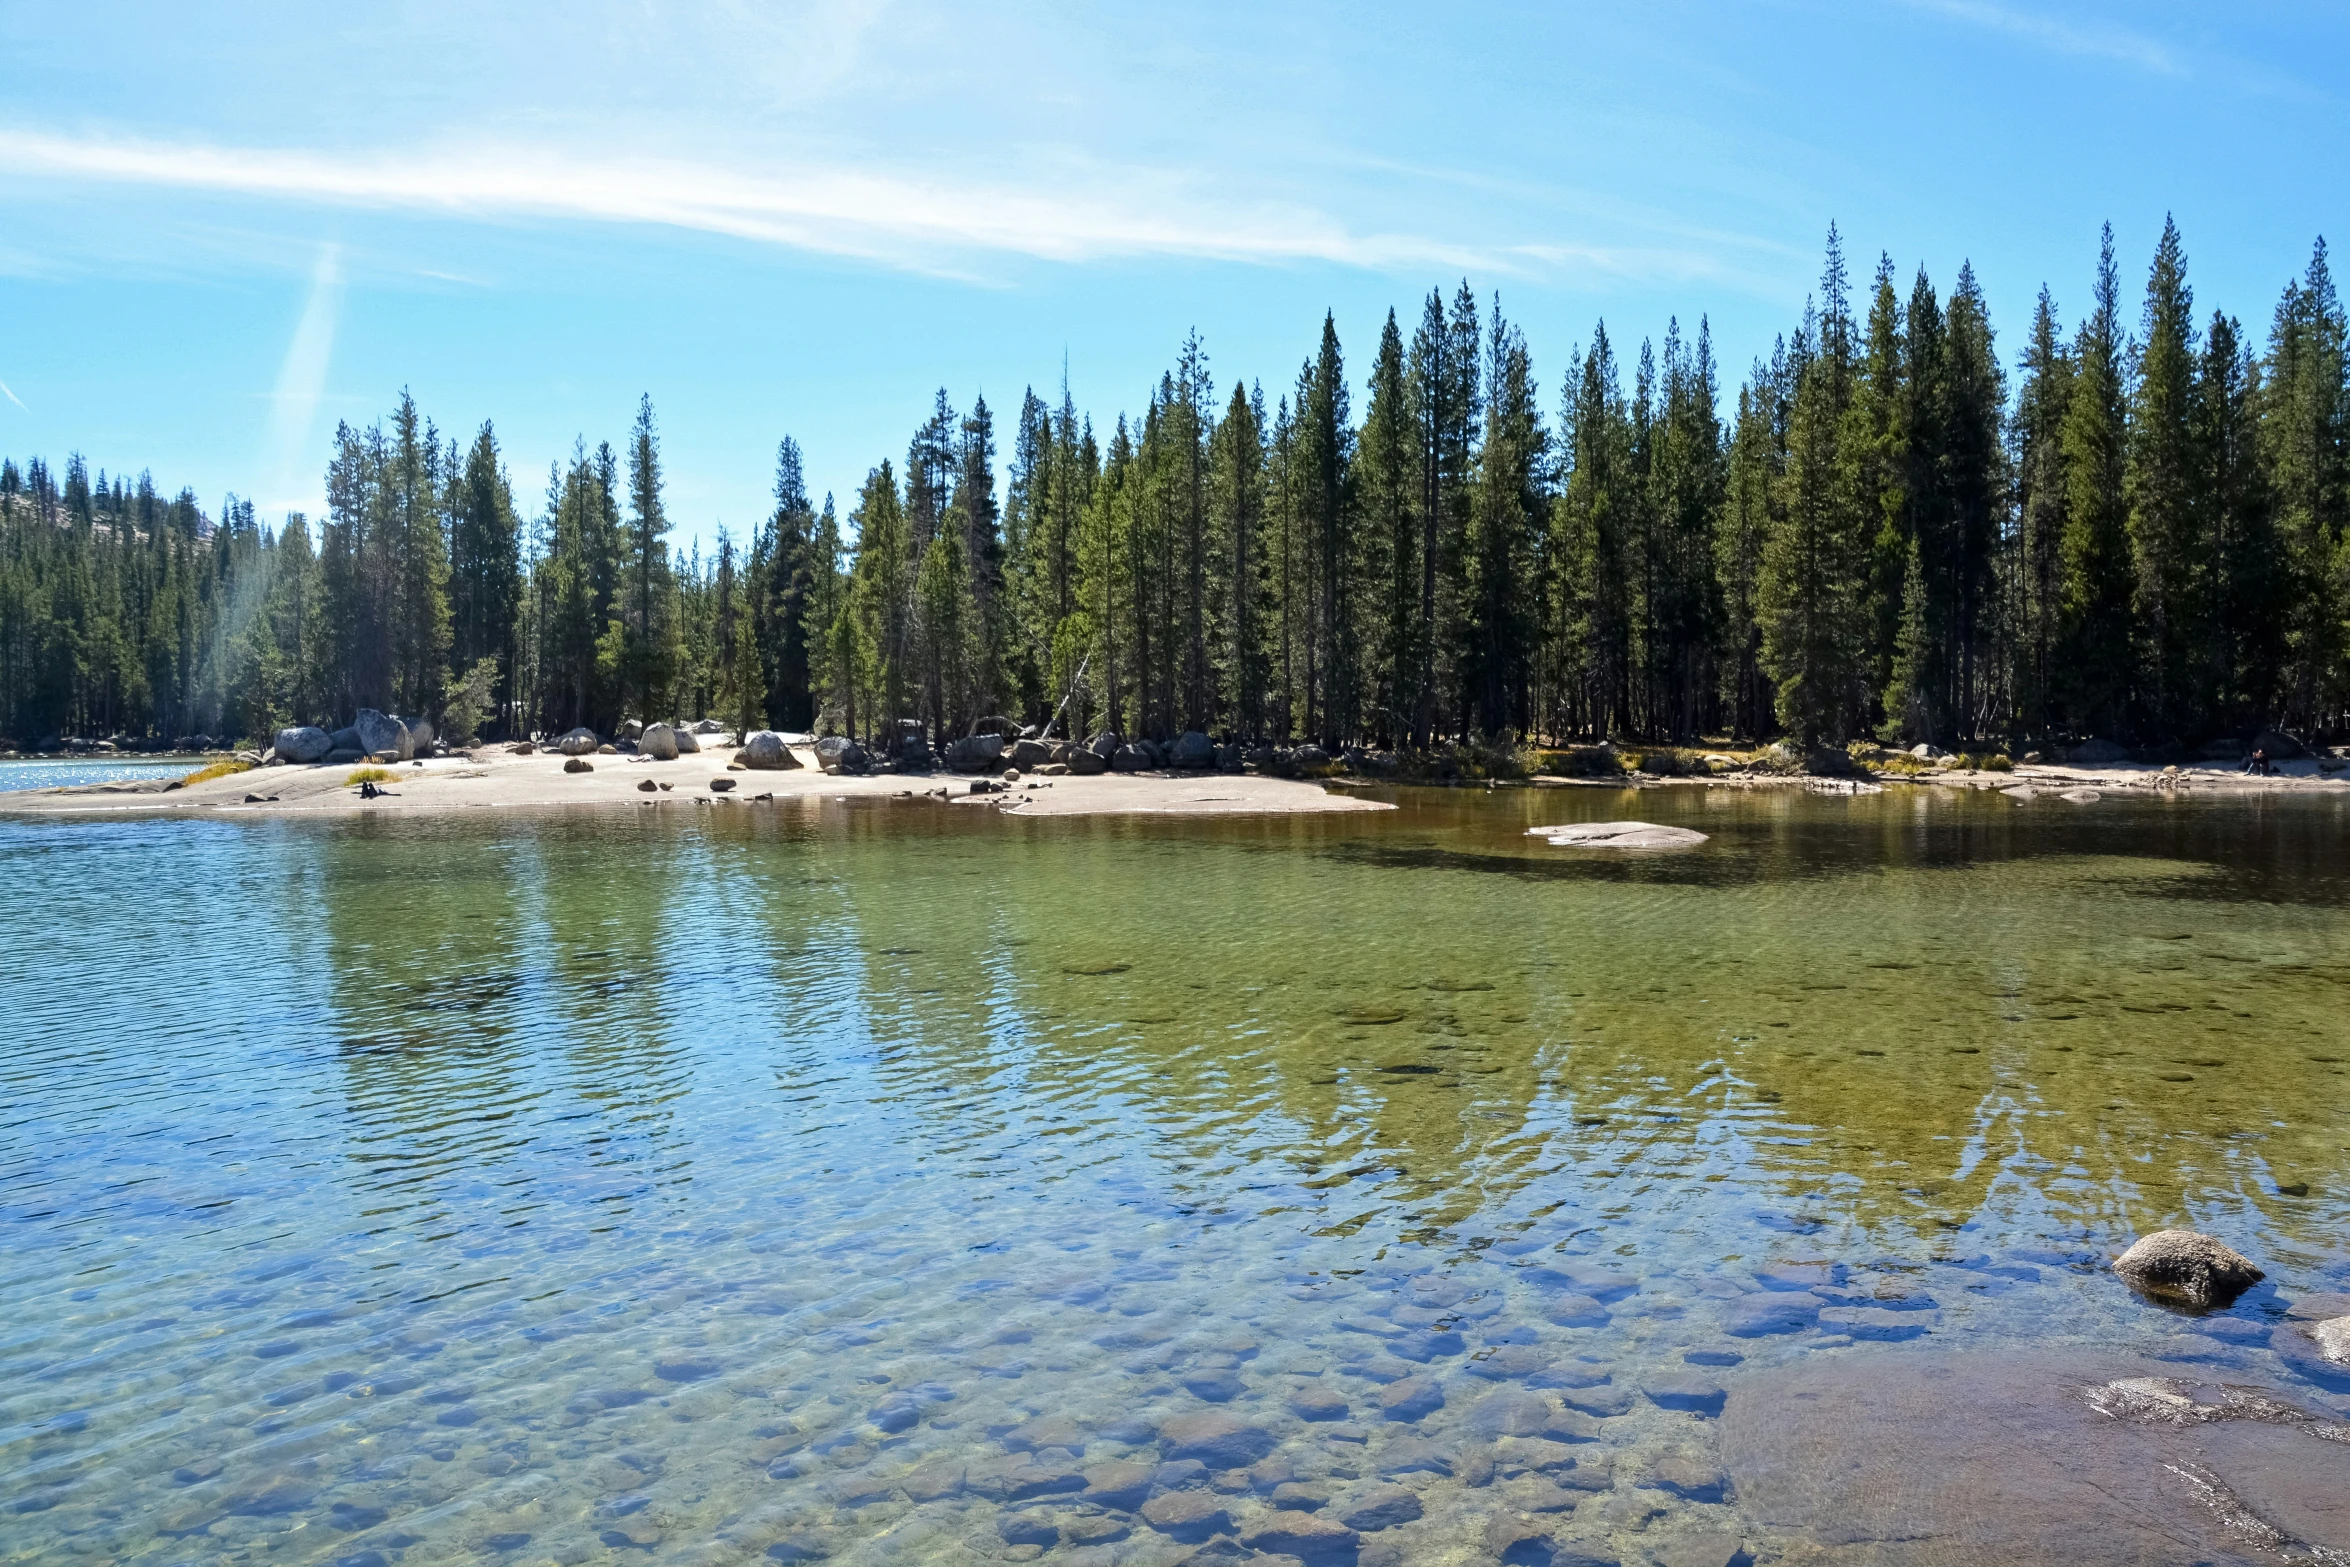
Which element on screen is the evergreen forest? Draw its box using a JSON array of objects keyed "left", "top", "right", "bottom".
[{"left": 4, "top": 220, "right": 2346, "bottom": 756}]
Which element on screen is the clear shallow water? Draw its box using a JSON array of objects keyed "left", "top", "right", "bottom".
[
  {"left": 0, "top": 757, "right": 192, "bottom": 791},
  {"left": 4, "top": 785, "right": 2348, "bottom": 1566}
]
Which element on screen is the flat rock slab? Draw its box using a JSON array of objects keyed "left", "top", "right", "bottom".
[
  {"left": 1528, "top": 821, "right": 1708, "bottom": 849},
  {"left": 1719, "top": 1350, "right": 2350, "bottom": 1565}
]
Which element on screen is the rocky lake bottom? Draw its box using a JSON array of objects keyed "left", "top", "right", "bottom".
[{"left": 3, "top": 784, "right": 2348, "bottom": 1565}]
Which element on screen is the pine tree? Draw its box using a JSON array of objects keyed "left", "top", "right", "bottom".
[
  {"left": 2012, "top": 287, "right": 2073, "bottom": 738},
  {"left": 1717, "top": 345, "right": 1789, "bottom": 740},
  {"left": 1212, "top": 381, "right": 1270, "bottom": 736},
  {"left": 2199, "top": 310, "right": 2276, "bottom": 728},
  {"left": 2262, "top": 240, "right": 2349, "bottom": 730},
  {"left": 2125, "top": 216, "right": 2206, "bottom": 737},
  {"left": 623, "top": 395, "right": 677, "bottom": 723},
  {"left": 759, "top": 437, "right": 816, "bottom": 728},
  {"left": 449, "top": 422, "right": 521, "bottom": 737},
  {"left": 1761, "top": 227, "right": 1872, "bottom": 747},
  {"left": 1465, "top": 303, "right": 1545, "bottom": 737},
  {"left": 2059, "top": 224, "right": 2136, "bottom": 738}
]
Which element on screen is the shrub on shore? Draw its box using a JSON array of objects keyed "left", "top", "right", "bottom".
[{"left": 344, "top": 766, "right": 395, "bottom": 787}]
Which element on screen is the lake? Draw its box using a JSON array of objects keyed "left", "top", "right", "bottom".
[
  {"left": 4, "top": 784, "right": 2347, "bottom": 1565},
  {"left": 0, "top": 756, "right": 195, "bottom": 792}
]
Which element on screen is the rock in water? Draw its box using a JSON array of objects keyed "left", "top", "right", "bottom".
[
  {"left": 556, "top": 726, "right": 601, "bottom": 756},
  {"left": 274, "top": 725, "right": 332, "bottom": 764},
  {"left": 2111, "top": 1229, "right": 2264, "bottom": 1307},
  {"left": 640, "top": 723, "right": 681, "bottom": 761},
  {"left": 741, "top": 731, "right": 801, "bottom": 770},
  {"left": 355, "top": 708, "right": 413, "bottom": 761},
  {"left": 1158, "top": 1412, "right": 1275, "bottom": 1468},
  {"left": 1528, "top": 821, "right": 1708, "bottom": 849}
]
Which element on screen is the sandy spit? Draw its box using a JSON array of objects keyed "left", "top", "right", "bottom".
[{"left": 0, "top": 745, "right": 1394, "bottom": 821}]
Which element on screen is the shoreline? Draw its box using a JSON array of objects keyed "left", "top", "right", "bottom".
[
  {"left": 5, "top": 744, "right": 2342, "bottom": 824},
  {"left": 0, "top": 743, "right": 1396, "bottom": 821}
]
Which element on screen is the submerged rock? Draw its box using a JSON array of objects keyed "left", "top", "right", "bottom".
[
  {"left": 2111, "top": 1230, "right": 2264, "bottom": 1308},
  {"left": 1720, "top": 1350, "right": 2350, "bottom": 1565},
  {"left": 1139, "top": 1490, "right": 1229, "bottom": 1540},
  {"left": 1158, "top": 1412, "right": 1275, "bottom": 1468},
  {"left": 1528, "top": 821, "right": 1708, "bottom": 849}
]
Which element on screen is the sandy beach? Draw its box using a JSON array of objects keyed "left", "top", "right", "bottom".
[{"left": 0, "top": 743, "right": 1397, "bottom": 820}]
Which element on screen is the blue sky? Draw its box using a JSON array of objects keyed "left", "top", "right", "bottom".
[{"left": 1, "top": 1, "right": 2343, "bottom": 546}]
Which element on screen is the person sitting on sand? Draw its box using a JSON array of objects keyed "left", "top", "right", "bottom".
[
  {"left": 357, "top": 780, "right": 398, "bottom": 799},
  {"left": 2243, "top": 746, "right": 2270, "bottom": 777}
]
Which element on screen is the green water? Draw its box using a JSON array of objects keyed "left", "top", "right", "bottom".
[{"left": 3, "top": 784, "right": 2346, "bottom": 1565}]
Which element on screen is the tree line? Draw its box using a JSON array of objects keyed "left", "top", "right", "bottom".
[{"left": 4, "top": 218, "right": 2344, "bottom": 753}]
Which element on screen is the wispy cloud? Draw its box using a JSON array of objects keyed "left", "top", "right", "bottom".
[
  {"left": 1900, "top": 0, "right": 2184, "bottom": 76},
  {"left": 262, "top": 242, "right": 340, "bottom": 512},
  {"left": 0, "top": 127, "right": 1523, "bottom": 278},
  {"left": 0, "top": 377, "right": 26, "bottom": 413}
]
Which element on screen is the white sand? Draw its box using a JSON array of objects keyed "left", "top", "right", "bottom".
[{"left": 0, "top": 745, "right": 1393, "bottom": 820}]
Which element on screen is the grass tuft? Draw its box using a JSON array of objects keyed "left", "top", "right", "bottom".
[
  {"left": 181, "top": 758, "right": 254, "bottom": 787},
  {"left": 344, "top": 766, "right": 396, "bottom": 786}
]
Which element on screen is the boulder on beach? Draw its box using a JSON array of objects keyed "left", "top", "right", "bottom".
[
  {"left": 2248, "top": 727, "right": 2308, "bottom": 760},
  {"left": 555, "top": 726, "right": 601, "bottom": 756},
  {"left": 691, "top": 718, "right": 723, "bottom": 734},
  {"left": 1111, "top": 743, "right": 1154, "bottom": 772},
  {"left": 2069, "top": 737, "right": 2129, "bottom": 764},
  {"left": 673, "top": 727, "right": 700, "bottom": 753},
  {"left": 399, "top": 715, "right": 435, "bottom": 751},
  {"left": 945, "top": 732, "right": 1006, "bottom": 772},
  {"left": 563, "top": 756, "right": 593, "bottom": 774},
  {"left": 274, "top": 726, "right": 332, "bottom": 764},
  {"left": 1009, "top": 737, "right": 1052, "bottom": 769},
  {"left": 1528, "top": 821, "right": 1708, "bottom": 850},
  {"left": 816, "top": 736, "right": 869, "bottom": 774},
  {"left": 355, "top": 708, "right": 413, "bottom": 761},
  {"left": 1088, "top": 730, "right": 1121, "bottom": 759},
  {"left": 640, "top": 723, "right": 681, "bottom": 761},
  {"left": 2111, "top": 1229, "right": 2264, "bottom": 1308},
  {"left": 1067, "top": 747, "right": 1107, "bottom": 775},
  {"left": 741, "top": 731, "right": 802, "bottom": 770},
  {"left": 1171, "top": 730, "right": 1216, "bottom": 769}
]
